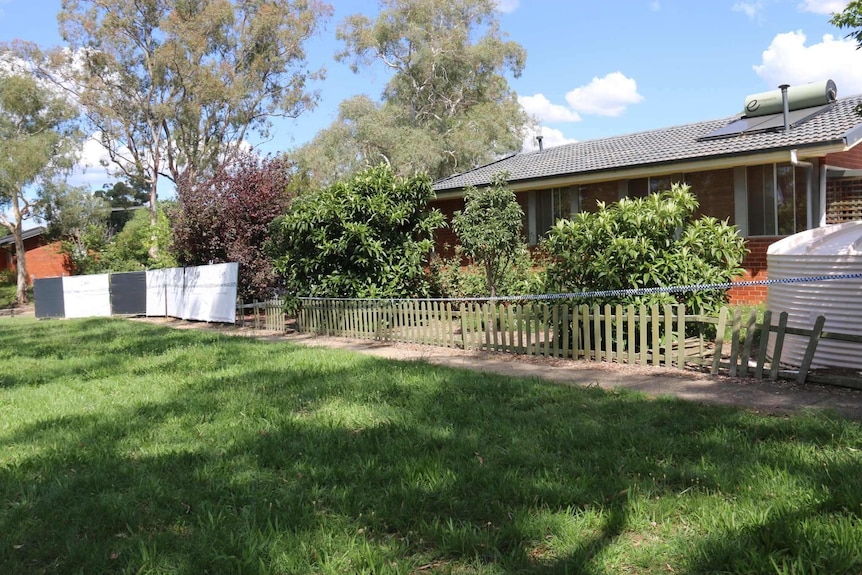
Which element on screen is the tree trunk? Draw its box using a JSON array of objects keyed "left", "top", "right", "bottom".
[
  {"left": 486, "top": 260, "right": 496, "bottom": 299},
  {"left": 148, "top": 156, "right": 160, "bottom": 260},
  {"left": 13, "top": 223, "right": 28, "bottom": 305}
]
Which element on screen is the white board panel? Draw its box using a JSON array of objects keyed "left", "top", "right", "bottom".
[
  {"left": 145, "top": 268, "right": 185, "bottom": 318},
  {"left": 146, "top": 268, "right": 168, "bottom": 317},
  {"left": 165, "top": 267, "right": 186, "bottom": 318},
  {"left": 181, "top": 263, "right": 237, "bottom": 323},
  {"left": 62, "top": 274, "right": 111, "bottom": 318}
]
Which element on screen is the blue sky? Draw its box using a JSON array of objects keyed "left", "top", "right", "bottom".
[{"left": 2, "top": 0, "right": 861, "bottom": 189}]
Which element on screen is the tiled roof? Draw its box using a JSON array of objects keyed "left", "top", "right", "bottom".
[{"left": 433, "top": 94, "right": 862, "bottom": 192}]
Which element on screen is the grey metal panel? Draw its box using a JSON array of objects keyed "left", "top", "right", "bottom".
[
  {"left": 34, "top": 277, "right": 65, "bottom": 319},
  {"left": 110, "top": 271, "right": 147, "bottom": 315}
]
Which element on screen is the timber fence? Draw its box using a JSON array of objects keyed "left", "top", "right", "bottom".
[
  {"left": 235, "top": 297, "right": 862, "bottom": 388},
  {"left": 296, "top": 299, "right": 711, "bottom": 369}
]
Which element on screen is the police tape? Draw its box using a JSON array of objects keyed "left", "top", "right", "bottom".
[{"left": 297, "top": 272, "right": 862, "bottom": 304}]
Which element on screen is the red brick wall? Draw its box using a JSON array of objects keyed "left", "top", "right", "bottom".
[
  {"left": 728, "top": 236, "right": 780, "bottom": 304},
  {"left": 431, "top": 194, "right": 780, "bottom": 305},
  {"left": 1, "top": 234, "right": 48, "bottom": 274},
  {"left": 26, "top": 242, "right": 69, "bottom": 281},
  {"left": 825, "top": 147, "right": 862, "bottom": 169},
  {"left": 431, "top": 198, "right": 465, "bottom": 258},
  {"left": 2, "top": 239, "right": 69, "bottom": 283}
]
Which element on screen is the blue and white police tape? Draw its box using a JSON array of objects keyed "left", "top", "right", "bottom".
[{"left": 297, "top": 272, "right": 862, "bottom": 304}]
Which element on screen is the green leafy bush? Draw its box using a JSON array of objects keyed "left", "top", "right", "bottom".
[
  {"left": 268, "top": 164, "right": 445, "bottom": 298},
  {"left": 430, "top": 245, "right": 540, "bottom": 299},
  {"left": 452, "top": 173, "right": 527, "bottom": 297},
  {"left": 543, "top": 184, "right": 747, "bottom": 314}
]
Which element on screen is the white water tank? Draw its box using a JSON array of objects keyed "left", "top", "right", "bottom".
[{"left": 766, "top": 221, "right": 862, "bottom": 369}]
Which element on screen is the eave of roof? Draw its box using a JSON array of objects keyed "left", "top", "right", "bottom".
[
  {"left": 433, "top": 94, "right": 862, "bottom": 194},
  {"left": 0, "top": 226, "right": 47, "bottom": 247}
]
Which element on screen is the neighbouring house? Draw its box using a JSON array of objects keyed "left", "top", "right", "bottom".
[
  {"left": 431, "top": 82, "right": 862, "bottom": 303},
  {"left": 0, "top": 226, "right": 69, "bottom": 283}
]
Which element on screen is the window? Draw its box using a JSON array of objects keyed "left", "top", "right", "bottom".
[
  {"left": 747, "top": 163, "right": 808, "bottom": 236},
  {"left": 686, "top": 169, "right": 734, "bottom": 223},
  {"left": 530, "top": 187, "right": 577, "bottom": 244},
  {"left": 579, "top": 182, "right": 619, "bottom": 212}
]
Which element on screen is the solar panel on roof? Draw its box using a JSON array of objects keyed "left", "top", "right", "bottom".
[
  {"left": 747, "top": 104, "right": 831, "bottom": 132},
  {"left": 698, "top": 104, "right": 833, "bottom": 141},
  {"left": 699, "top": 114, "right": 779, "bottom": 140}
]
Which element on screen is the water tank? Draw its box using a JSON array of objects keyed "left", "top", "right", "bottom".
[{"left": 766, "top": 221, "right": 862, "bottom": 369}]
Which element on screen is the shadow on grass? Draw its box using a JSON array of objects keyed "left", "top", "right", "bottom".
[{"left": 0, "top": 318, "right": 860, "bottom": 573}]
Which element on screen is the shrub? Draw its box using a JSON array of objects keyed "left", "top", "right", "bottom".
[
  {"left": 268, "top": 164, "right": 445, "bottom": 298},
  {"left": 430, "top": 245, "right": 539, "bottom": 299},
  {"left": 171, "top": 152, "right": 294, "bottom": 300},
  {"left": 452, "top": 173, "right": 526, "bottom": 297},
  {"left": 543, "top": 184, "right": 747, "bottom": 314}
]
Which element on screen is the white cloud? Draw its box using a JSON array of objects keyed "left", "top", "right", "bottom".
[
  {"left": 732, "top": 1, "right": 768, "bottom": 21},
  {"left": 522, "top": 126, "right": 577, "bottom": 152},
  {"left": 494, "top": 0, "right": 519, "bottom": 13},
  {"left": 797, "top": 0, "right": 847, "bottom": 14},
  {"left": 518, "top": 93, "right": 581, "bottom": 123},
  {"left": 753, "top": 31, "right": 862, "bottom": 96},
  {"left": 564, "top": 72, "right": 644, "bottom": 117}
]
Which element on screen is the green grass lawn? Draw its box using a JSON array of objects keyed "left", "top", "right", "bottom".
[{"left": 1, "top": 318, "right": 860, "bottom": 574}]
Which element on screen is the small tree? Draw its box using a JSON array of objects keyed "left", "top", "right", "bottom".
[
  {"left": 452, "top": 173, "right": 526, "bottom": 298},
  {"left": 268, "top": 164, "right": 445, "bottom": 298},
  {"left": 171, "top": 153, "right": 293, "bottom": 300},
  {"left": 543, "top": 184, "right": 747, "bottom": 313},
  {"left": 37, "top": 182, "right": 111, "bottom": 272}
]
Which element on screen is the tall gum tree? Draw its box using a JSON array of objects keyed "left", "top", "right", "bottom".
[
  {"left": 294, "top": 0, "right": 529, "bottom": 186},
  {"left": 21, "top": 0, "right": 331, "bottom": 257},
  {"left": 0, "top": 72, "right": 80, "bottom": 304}
]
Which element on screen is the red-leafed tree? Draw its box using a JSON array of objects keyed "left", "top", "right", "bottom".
[{"left": 171, "top": 152, "right": 294, "bottom": 300}]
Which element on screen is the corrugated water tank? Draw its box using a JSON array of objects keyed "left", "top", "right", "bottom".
[{"left": 766, "top": 221, "right": 862, "bottom": 370}]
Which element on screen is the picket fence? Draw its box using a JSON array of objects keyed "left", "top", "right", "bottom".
[
  {"left": 236, "top": 298, "right": 862, "bottom": 388},
  {"left": 296, "top": 298, "right": 716, "bottom": 369}
]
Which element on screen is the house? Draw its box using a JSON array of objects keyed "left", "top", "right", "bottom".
[
  {"left": 431, "top": 82, "right": 862, "bottom": 303},
  {"left": 0, "top": 226, "right": 69, "bottom": 282}
]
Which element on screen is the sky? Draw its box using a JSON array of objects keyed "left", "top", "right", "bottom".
[{"left": 2, "top": 0, "right": 862, "bottom": 192}]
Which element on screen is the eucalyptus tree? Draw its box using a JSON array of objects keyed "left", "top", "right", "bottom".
[
  {"left": 29, "top": 0, "right": 331, "bottom": 255},
  {"left": 294, "top": 0, "right": 529, "bottom": 186},
  {"left": 0, "top": 72, "right": 81, "bottom": 304}
]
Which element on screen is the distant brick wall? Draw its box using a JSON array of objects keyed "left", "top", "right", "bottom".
[
  {"left": 728, "top": 236, "right": 780, "bottom": 304},
  {"left": 25, "top": 242, "right": 69, "bottom": 282}
]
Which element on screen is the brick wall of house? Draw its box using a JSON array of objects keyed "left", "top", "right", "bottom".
[
  {"left": 432, "top": 198, "right": 464, "bottom": 258},
  {"left": 728, "top": 236, "right": 780, "bottom": 304},
  {"left": 2, "top": 238, "right": 69, "bottom": 283},
  {"left": 431, "top": 193, "right": 778, "bottom": 305},
  {"left": 825, "top": 147, "right": 862, "bottom": 169},
  {"left": 26, "top": 242, "right": 69, "bottom": 281}
]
